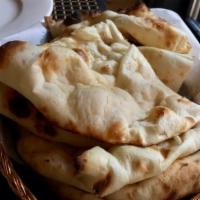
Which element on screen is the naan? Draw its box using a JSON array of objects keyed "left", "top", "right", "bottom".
[
  {"left": 45, "top": 6, "right": 190, "bottom": 53},
  {"left": 107, "top": 150, "right": 200, "bottom": 200},
  {"left": 47, "top": 150, "right": 200, "bottom": 200},
  {"left": 139, "top": 46, "right": 193, "bottom": 91},
  {"left": 17, "top": 123, "right": 200, "bottom": 196},
  {"left": 0, "top": 20, "right": 198, "bottom": 146},
  {"left": 0, "top": 83, "right": 100, "bottom": 147}
]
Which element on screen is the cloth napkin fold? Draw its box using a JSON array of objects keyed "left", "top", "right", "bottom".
[{"left": 0, "top": 23, "right": 48, "bottom": 46}]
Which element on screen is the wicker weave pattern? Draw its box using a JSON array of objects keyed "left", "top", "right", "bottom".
[{"left": 0, "top": 143, "right": 37, "bottom": 200}]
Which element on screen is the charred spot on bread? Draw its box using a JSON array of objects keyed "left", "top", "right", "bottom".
[
  {"left": 107, "top": 121, "right": 127, "bottom": 143},
  {"left": 0, "top": 41, "right": 27, "bottom": 69},
  {"left": 8, "top": 92, "right": 32, "bottom": 118},
  {"left": 160, "top": 148, "right": 170, "bottom": 159},
  {"left": 38, "top": 49, "right": 59, "bottom": 80},
  {"left": 148, "top": 106, "right": 170, "bottom": 122},
  {"left": 34, "top": 112, "right": 57, "bottom": 137},
  {"left": 73, "top": 48, "right": 88, "bottom": 63},
  {"left": 93, "top": 171, "right": 112, "bottom": 195},
  {"left": 133, "top": 159, "right": 150, "bottom": 173}
]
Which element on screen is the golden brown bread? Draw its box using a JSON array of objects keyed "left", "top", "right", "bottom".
[
  {"left": 76, "top": 122, "right": 200, "bottom": 196},
  {"left": 0, "top": 21, "right": 198, "bottom": 146},
  {"left": 45, "top": 5, "right": 191, "bottom": 53},
  {"left": 0, "top": 83, "right": 102, "bottom": 147},
  {"left": 45, "top": 15, "right": 193, "bottom": 92},
  {"left": 17, "top": 122, "right": 200, "bottom": 196},
  {"left": 47, "top": 150, "right": 200, "bottom": 200},
  {"left": 107, "top": 151, "right": 200, "bottom": 200},
  {"left": 17, "top": 133, "right": 97, "bottom": 193},
  {"left": 92, "top": 11, "right": 190, "bottom": 53},
  {"left": 139, "top": 46, "right": 193, "bottom": 91}
]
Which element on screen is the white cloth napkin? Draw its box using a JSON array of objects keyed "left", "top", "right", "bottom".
[{"left": 0, "top": 23, "right": 48, "bottom": 45}]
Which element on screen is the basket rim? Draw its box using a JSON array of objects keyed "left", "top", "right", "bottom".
[{"left": 0, "top": 143, "right": 37, "bottom": 200}]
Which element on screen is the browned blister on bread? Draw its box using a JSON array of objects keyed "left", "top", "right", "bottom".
[
  {"left": 45, "top": 150, "right": 200, "bottom": 200},
  {"left": 0, "top": 83, "right": 101, "bottom": 147},
  {"left": 0, "top": 20, "right": 197, "bottom": 147},
  {"left": 17, "top": 122, "right": 200, "bottom": 196},
  {"left": 107, "top": 150, "right": 200, "bottom": 200},
  {"left": 45, "top": 4, "right": 191, "bottom": 53}
]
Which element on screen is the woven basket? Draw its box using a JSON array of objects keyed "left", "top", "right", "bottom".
[
  {"left": 0, "top": 1, "right": 200, "bottom": 199},
  {"left": 0, "top": 144, "right": 37, "bottom": 200}
]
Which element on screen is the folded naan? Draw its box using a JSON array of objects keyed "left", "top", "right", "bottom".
[
  {"left": 139, "top": 46, "right": 193, "bottom": 91},
  {"left": 45, "top": 16, "right": 90, "bottom": 38},
  {"left": 107, "top": 150, "right": 200, "bottom": 200},
  {"left": 46, "top": 18, "right": 193, "bottom": 92},
  {"left": 91, "top": 10, "right": 190, "bottom": 53},
  {"left": 0, "top": 83, "right": 100, "bottom": 147},
  {"left": 17, "top": 123, "right": 200, "bottom": 196},
  {"left": 45, "top": 5, "right": 190, "bottom": 53},
  {"left": 17, "top": 134, "right": 95, "bottom": 193},
  {"left": 47, "top": 150, "right": 200, "bottom": 200},
  {"left": 76, "top": 123, "right": 200, "bottom": 196},
  {"left": 0, "top": 20, "right": 198, "bottom": 146}
]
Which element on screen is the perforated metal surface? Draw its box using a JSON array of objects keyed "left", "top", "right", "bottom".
[{"left": 53, "top": 0, "right": 105, "bottom": 20}]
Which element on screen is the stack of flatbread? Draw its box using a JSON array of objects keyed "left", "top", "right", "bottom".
[{"left": 0, "top": 3, "right": 200, "bottom": 200}]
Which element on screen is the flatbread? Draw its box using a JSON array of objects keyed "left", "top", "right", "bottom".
[
  {"left": 45, "top": 16, "right": 90, "bottom": 38},
  {"left": 0, "top": 83, "right": 101, "bottom": 147},
  {"left": 139, "top": 46, "right": 193, "bottom": 91},
  {"left": 17, "top": 123, "right": 200, "bottom": 196},
  {"left": 52, "top": 34, "right": 192, "bottom": 94},
  {"left": 17, "top": 133, "right": 96, "bottom": 193},
  {"left": 125, "top": 3, "right": 155, "bottom": 18},
  {"left": 45, "top": 6, "right": 190, "bottom": 53},
  {"left": 0, "top": 20, "right": 198, "bottom": 146},
  {"left": 47, "top": 150, "right": 200, "bottom": 200},
  {"left": 93, "top": 11, "right": 190, "bottom": 53},
  {"left": 107, "top": 150, "right": 200, "bottom": 200},
  {"left": 46, "top": 18, "right": 193, "bottom": 92},
  {"left": 76, "top": 122, "right": 200, "bottom": 196}
]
